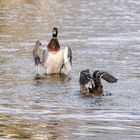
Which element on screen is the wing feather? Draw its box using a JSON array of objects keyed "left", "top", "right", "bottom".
[
  {"left": 63, "top": 46, "right": 72, "bottom": 72},
  {"left": 79, "top": 69, "right": 92, "bottom": 85},
  {"left": 93, "top": 70, "right": 118, "bottom": 83},
  {"left": 41, "top": 48, "right": 48, "bottom": 65}
]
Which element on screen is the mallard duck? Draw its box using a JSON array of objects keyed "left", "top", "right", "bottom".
[
  {"left": 79, "top": 69, "right": 118, "bottom": 96},
  {"left": 33, "top": 27, "right": 72, "bottom": 75}
]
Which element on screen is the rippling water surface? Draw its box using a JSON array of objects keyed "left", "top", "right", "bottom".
[{"left": 0, "top": 0, "right": 140, "bottom": 139}]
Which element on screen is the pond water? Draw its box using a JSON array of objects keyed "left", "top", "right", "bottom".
[{"left": 0, "top": 0, "right": 140, "bottom": 139}]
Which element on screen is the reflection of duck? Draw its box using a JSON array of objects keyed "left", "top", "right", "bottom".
[
  {"left": 79, "top": 69, "right": 118, "bottom": 96},
  {"left": 33, "top": 27, "right": 72, "bottom": 75}
]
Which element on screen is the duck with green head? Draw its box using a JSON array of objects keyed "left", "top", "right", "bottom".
[{"left": 33, "top": 27, "right": 72, "bottom": 75}]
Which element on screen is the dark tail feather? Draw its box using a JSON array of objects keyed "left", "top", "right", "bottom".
[{"left": 93, "top": 70, "right": 118, "bottom": 83}]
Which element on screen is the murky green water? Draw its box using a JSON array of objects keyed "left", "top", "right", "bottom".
[{"left": 0, "top": 0, "right": 140, "bottom": 139}]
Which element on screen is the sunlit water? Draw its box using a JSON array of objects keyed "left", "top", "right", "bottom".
[{"left": 0, "top": 0, "right": 140, "bottom": 139}]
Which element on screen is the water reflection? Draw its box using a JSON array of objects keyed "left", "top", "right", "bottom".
[
  {"left": 0, "top": 114, "right": 32, "bottom": 139},
  {"left": 33, "top": 73, "right": 71, "bottom": 87}
]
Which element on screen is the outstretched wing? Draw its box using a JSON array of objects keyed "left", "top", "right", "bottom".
[
  {"left": 41, "top": 48, "right": 48, "bottom": 65},
  {"left": 63, "top": 46, "right": 72, "bottom": 72},
  {"left": 33, "top": 40, "right": 47, "bottom": 66},
  {"left": 33, "top": 50, "right": 41, "bottom": 66},
  {"left": 79, "top": 69, "right": 92, "bottom": 85},
  {"left": 33, "top": 40, "right": 42, "bottom": 66},
  {"left": 79, "top": 69, "right": 94, "bottom": 95},
  {"left": 93, "top": 70, "right": 118, "bottom": 83}
]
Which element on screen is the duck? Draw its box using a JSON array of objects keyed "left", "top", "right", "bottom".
[
  {"left": 79, "top": 69, "right": 118, "bottom": 96},
  {"left": 33, "top": 27, "right": 72, "bottom": 75}
]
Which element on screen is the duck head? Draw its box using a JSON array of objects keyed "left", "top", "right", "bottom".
[{"left": 52, "top": 27, "right": 58, "bottom": 38}]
